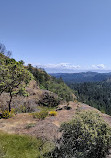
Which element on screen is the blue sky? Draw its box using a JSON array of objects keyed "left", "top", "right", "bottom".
[{"left": 0, "top": 0, "right": 111, "bottom": 72}]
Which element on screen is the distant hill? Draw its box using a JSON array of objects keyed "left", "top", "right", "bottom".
[{"left": 50, "top": 71, "right": 111, "bottom": 83}]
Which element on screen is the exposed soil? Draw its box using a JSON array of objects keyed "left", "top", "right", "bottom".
[
  {"left": 0, "top": 113, "right": 37, "bottom": 134},
  {"left": 0, "top": 101, "right": 79, "bottom": 140},
  {"left": 0, "top": 101, "right": 111, "bottom": 157},
  {"left": 1, "top": 101, "right": 110, "bottom": 140}
]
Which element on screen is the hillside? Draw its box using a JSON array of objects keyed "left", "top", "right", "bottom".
[
  {"left": 51, "top": 72, "right": 111, "bottom": 116},
  {"left": 0, "top": 53, "right": 75, "bottom": 113},
  {"left": 0, "top": 102, "right": 111, "bottom": 157},
  {"left": 0, "top": 52, "right": 111, "bottom": 158},
  {"left": 50, "top": 72, "right": 111, "bottom": 83},
  {"left": 0, "top": 80, "right": 60, "bottom": 113},
  {"left": 0, "top": 101, "right": 111, "bottom": 141},
  {"left": 68, "top": 81, "right": 111, "bottom": 115},
  {"left": 27, "top": 64, "right": 75, "bottom": 102}
]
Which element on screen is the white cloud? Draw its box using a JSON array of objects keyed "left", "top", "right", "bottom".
[
  {"left": 92, "top": 64, "right": 105, "bottom": 69},
  {"left": 37, "top": 63, "right": 81, "bottom": 70}
]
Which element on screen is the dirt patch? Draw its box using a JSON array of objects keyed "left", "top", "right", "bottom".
[
  {"left": 102, "top": 114, "right": 111, "bottom": 126},
  {"left": 1, "top": 101, "right": 111, "bottom": 157},
  {"left": 0, "top": 101, "right": 111, "bottom": 142},
  {"left": 0, "top": 102, "right": 79, "bottom": 140},
  {"left": 0, "top": 113, "right": 37, "bottom": 134}
]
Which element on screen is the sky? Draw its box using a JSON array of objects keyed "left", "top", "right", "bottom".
[{"left": 0, "top": 0, "right": 111, "bottom": 73}]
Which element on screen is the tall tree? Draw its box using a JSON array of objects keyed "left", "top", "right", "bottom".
[{"left": 0, "top": 53, "right": 33, "bottom": 112}]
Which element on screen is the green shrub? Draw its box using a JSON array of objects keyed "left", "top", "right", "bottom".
[
  {"left": 1, "top": 108, "right": 16, "bottom": 119},
  {"left": 2, "top": 110, "right": 10, "bottom": 119},
  {"left": 9, "top": 108, "right": 16, "bottom": 117},
  {"left": 47, "top": 110, "right": 111, "bottom": 158},
  {"left": 49, "top": 111, "right": 57, "bottom": 116},
  {"left": 32, "top": 110, "right": 48, "bottom": 120}
]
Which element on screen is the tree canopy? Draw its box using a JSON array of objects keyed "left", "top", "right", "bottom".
[
  {"left": 68, "top": 81, "right": 111, "bottom": 115},
  {"left": 0, "top": 53, "right": 33, "bottom": 111}
]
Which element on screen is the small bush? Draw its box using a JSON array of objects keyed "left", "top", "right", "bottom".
[
  {"left": 10, "top": 108, "right": 16, "bottom": 117},
  {"left": 49, "top": 111, "right": 57, "bottom": 116},
  {"left": 32, "top": 110, "right": 48, "bottom": 120},
  {"left": 1, "top": 108, "right": 16, "bottom": 119},
  {"left": 2, "top": 110, "right": 10, "bottom": 119},
  {"left": 47, "top": 110, "right": 111, "bottom": 158}
]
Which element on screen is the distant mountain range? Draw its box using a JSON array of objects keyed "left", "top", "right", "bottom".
[{"left": 50, "top": 71, "right": 111, "bottom": 83}]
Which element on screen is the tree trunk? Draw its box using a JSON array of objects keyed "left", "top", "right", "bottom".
[{"left": 9, "top": 91, "right": 12, "bottom": 112}]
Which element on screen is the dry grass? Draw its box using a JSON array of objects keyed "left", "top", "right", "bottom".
[{"left": 0, "top": 101, "right": 111, "bottom": 142}]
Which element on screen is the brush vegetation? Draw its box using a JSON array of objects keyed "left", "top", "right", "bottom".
[{"left": 46, "top": 111, "right": 111, "bottom": 158}]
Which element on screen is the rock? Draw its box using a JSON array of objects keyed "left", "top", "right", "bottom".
[
  {"left": 56, "top": 105, "right": 72, "bottom": 111},
  {"left": 64, "top": 106, "right": 72, "bottom": 110},
  {"left": 38, "top": 91, "right": 60, "bottom": 107}
]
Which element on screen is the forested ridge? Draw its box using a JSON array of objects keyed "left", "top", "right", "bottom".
[
  {"left": 68, "top": 81, "right": 111, "bottom": 115},
  {"left": 51, "top": 71, "right": 111, "bottom": 115},
  {"left": 50, "top": 72, "right": 111, "bottom": 83}
]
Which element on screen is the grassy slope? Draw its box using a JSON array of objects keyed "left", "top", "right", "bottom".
[{"left": 0, "top": 132, "right": 53, "bottom": 158}]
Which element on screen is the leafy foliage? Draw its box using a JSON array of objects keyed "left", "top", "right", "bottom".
[
  {"left": 47, "top": 111, "right": 111, "bottom": 158},
  {"left": 45, "top": 79, "right": 74, "bottom": 102},
  {"left": 1, "top": 108, "right": 15, "bottom": 119},
  {"left": 1, "top": 110, "right": 10, "bottom": 119},
  {"left": 0, "top": 53, "right": 33, "bottom": 111}
]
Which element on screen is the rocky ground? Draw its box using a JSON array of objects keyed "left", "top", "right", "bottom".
[
  {"left": 0, "top": 101, "right": 78, "bottom": 140},
  {"left": 0, "top": 101, "right": 111, "bottom": 157}
]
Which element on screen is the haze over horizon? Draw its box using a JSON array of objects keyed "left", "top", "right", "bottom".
[{"left": 0, "top": 0, "right": 111, "bottom": 73}]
